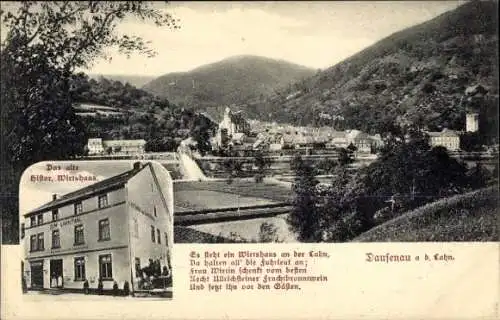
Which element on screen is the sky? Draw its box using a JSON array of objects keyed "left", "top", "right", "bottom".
[
  {"left": 0, "top": 1, "right": 465, "bottom": 76},
  {"left": 83, "top": 1, "right": 465, "bottom": 76}
]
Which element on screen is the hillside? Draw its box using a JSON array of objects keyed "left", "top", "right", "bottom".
[
  {"left": 71, "top": 73, "right": 174, "bottom": 112},
  {"left": 69, "top": 73, "right": 215, "bottom": 152},
  {"left": 142, "top": 55, "right": 315, "bottom": 121},
  {"left": 353, "top": 186, "right": 498, "bottom": 242},
  {"left": 88, "top": 74, "right": 157, "bottom": 88},
  {"left": 252, "top": 0, "right": 498, "bottom": 139}
]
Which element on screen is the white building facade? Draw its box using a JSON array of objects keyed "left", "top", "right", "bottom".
[
  {"left": 87, "top": 138, "right": 105, "bottom": 155},
  {"left": 466, "top": 113, "right": 479, "bottom": 132},
  {"left": 87, "top": 139, "right": 146, "bottom": 155},
  {"left": 427, "top": 129, "right": 461, "bottom": 151},
  {"left": 22, "top": 162, "right": 173, "bottom": 295}
]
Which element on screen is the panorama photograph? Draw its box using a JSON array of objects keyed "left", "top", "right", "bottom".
[{"left": 1, "top": 1, "right": 498, "bottom": 249}]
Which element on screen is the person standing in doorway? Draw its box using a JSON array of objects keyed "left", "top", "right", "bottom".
[{"left": 51, "top": 272, "right": 57, "bottom": 287}]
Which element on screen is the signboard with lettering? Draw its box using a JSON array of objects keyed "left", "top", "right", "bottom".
[
  {"left": 50, "top": 217, "right": 82, "bottom": 229},
  {"left": 50, "top": 245, "right": 89, "bottom": 255}
]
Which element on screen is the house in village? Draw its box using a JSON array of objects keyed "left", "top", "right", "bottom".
[
  {"left": 231, "top": 135, "right": 259, "bottom": 153},
  {"left": 342, "top": 130, "right": 372, "bottom": 153},
  {"left": 293, "top": 135, "right": 317, "bottom": 149},
  {"left": 328, "top": 131, "right": 349, "bottom": 149},
  {"left": 279, "top": 134, "right": 295, "bottom": 150},
  {"left": 87, "top": 138, "right": 105, "bottom": 154},
  {"left": 426, "top": 128, "right": 461, "bottom": 151},
  {"left": 268, "top": 143, "right": 283, "bottom": 151},
  {"left": 351, "top": 131, "right": 373, "bottom": 153},
  {"left": 369, "top": 134, "right": 385, "bottom": 151},
  {"left": 87, "top": 138, "right": 146, "bottom": 156},
  {"left": 22, "top": 162, "right": 173, "bottom": 295}
]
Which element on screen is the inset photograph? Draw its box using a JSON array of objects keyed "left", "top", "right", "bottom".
[{"left": 20, "top": 161, "right": 173, "bottom": 299}]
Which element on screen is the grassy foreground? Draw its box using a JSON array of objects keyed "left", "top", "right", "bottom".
[{"left": 353, "top": 186, "right": 499, "bottom": 242}]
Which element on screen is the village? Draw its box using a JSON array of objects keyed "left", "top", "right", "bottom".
[
  {"left": 69, "top": 90, "right": 498, "bottom": 245},
  {"left": 83, "top": 99, "right": 486, "bottom": 166}
]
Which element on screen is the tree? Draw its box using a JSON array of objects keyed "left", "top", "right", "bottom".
[
  {"left": 466, "top": 163, "right": 491, "bottom": 190},
  {"left": 287, "top": 155, "right": 320, "bottom": 242},
  {"left": 337, "top": 148, "right": 354, "bottom": 166},
  {"left": 315, "top": 166, "right": 372, "bottom": 242},
  {"left": 190, "top": 114, "right": 214, "bottom": 156},
  {"left": 254, "top": 150, "right": 271, "bottom": 183},
  {"left": 1, "top": 2, "right": 179, "bottom": 243},
  {"left": 347, "top": 143, "right": 357, "bottom": 153},
  {"left": 316, "top": 158, "right": 337, "bottom": 175},
  {"left": 290, "top": 153, "right": 303, "bottom": 172},
  {"left": 258, "top": 222, "right": 282, "bottom": 243},
  {"left": 223, "top": 158, "right": 243, "bottom": 184},
  {"left": 363, "top": 132, "right": 470, "bottom": 217},
  {"left": 460, "top": 132, "right": 483, "bottom": 152}
]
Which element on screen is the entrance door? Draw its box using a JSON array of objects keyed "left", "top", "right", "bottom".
[
  {"left": 30, "top": 261, "right": 44, "bottom": 289},
  {"left": 49, "top": 259, "right": 63, "bottom": 288}
]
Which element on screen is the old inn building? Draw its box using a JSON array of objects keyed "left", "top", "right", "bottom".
[{"left": 22, "top": 162, "right": 174, "bottom": 295}]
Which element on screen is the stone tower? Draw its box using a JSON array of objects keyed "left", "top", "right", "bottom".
[{"left": 466, "top": 113, "right": 479, "bottom": 132}]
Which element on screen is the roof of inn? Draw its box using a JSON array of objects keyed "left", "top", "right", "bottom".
[{"left": 24, "top": 163, "right": 151, "bottom": 217}]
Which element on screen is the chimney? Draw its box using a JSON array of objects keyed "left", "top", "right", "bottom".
[{"left": 52, "top": 194, "right": 57, "bottom": 201}]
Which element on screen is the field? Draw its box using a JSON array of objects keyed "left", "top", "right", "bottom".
[
  {"left": 173, "top": 180, "right": 293, "bottom": 205},
  {"left": 354, "top": 186, "right": 499, "bottom": 242},
  {"left": 174, "top": 189, "right": 279, "bottom": 213},
  {"left": 186, "top": 214, "right": 295, "bottom": 242},
  {"left": 275, "top": 175, "right": 338, "bottom": 185}
]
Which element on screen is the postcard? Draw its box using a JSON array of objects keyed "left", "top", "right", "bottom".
[{"left": 1, "top": 1, "right": 498, "bottom": 319}]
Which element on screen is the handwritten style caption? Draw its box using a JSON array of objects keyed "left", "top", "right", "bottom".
[{"left": 189, "top": 250, "right": 330, "bottom": 292}]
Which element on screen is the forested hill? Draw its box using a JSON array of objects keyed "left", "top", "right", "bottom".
[
  {"left": 142, "top": 55, "right": 315, "bottom": 121},
  {"left": 251, "top": 0, "right": 498, "bottom": 139},
  {"left": 70, "top": 73, "right": 175, "bottom": 113},
  {"left": 69, "top": 73, "right": 216, "bottom": 153},
  {"left": 88, "top": 74, "right": 157, "bottom": 89}
]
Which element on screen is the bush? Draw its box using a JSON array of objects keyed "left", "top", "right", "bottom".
[
  {"left": 97, "top": 279, "right": 103, "bottom": 295},
  {"left": 83, "top": 279, "right": 89, "bottom": 294},
  {"left": 254, "top": 173, "right": 264, "bottom": 183},
  {"left": 421, "top": 82, "right": 435, "bottom": 93},
  {"left": 258, "top": 222, "right": 282, "bottom": 243},
  {"left": 123, "top": 281, "right": 130, "bottom": 296},
  {"left": 112, "top": 281, "right": 119, "bottom": 296}
]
